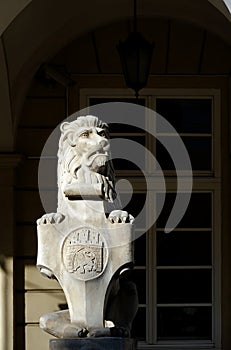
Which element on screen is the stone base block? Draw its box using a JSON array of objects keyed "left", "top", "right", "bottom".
[{"left": 49, "top": 337, "right": 136, "bottom": 350}]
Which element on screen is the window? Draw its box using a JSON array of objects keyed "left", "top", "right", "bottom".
[
  {"left": 80, "top": 88, "right": 221, "bottom": 349},
  {"left": 156, "top": 98, "right": 213, "bottom": 173},
  {"left": 156, "top": 192, "right": 212, "bottom": 340}
]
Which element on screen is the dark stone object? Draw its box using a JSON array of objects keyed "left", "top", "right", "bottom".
[{"left": 49, "top": 337, "right": 136, "bottom": 350}]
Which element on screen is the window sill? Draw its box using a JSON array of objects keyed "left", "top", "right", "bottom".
[{"left": 137, "top": 341, "right": 220, "bottom": 350}]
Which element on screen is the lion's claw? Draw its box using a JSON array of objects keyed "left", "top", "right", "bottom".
[
  {"left": 108, "top": 210, "right": 134, "bottom": 224},
  {"left": 37, "top": 213, "right": 65, "bottom": 225}
]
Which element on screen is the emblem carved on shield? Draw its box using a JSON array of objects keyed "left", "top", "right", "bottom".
[{"left": 62, "top": 227, "right": 108, "bottom": 281}]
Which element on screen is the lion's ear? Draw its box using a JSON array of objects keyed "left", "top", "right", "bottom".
[{"left": 60, "top": 122, "right": 70, "bottom": 133}]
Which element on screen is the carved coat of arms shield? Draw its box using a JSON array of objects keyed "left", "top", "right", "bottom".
[{"left": 62, "top": 227, "right": 108, "bottom": 281}]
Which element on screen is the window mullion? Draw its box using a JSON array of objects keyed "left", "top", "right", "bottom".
[{"left": 147, "top": 191, "right": 156, "bottom": 344}]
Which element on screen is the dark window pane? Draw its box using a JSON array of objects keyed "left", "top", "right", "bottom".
[
  {"left": 130, "top": 269, "right": 146, "bottom": 304},
  {"left": 156, "top": 136, "right": 211, "bottom": 170},
  {"left": 113, "top": 159, "right": 141, "bottom": 171},
  {"left": 120, "top": 193, "right": 146, "bottom": 221},
  {"left": 111, "top": 135, "right": 145, "bottom": 171},
  {"left": 109, "top": 123, "right": 144, "bottom": 134},
  {"left": 89, "top": 97, "right": 145, "bottom": 134},
  {"left": 156, "top": 139, "right": 175, "bottom": 170},
  {"left": 183, "top": 136, "right": 211, "bottom": 170},
  {"left": 131, "top": 307, "right": 146, "bottom": 340},
  {"left": 157, "top": 306, "right": 212, "bottom": 340},
  {"left": 157, "top": 193, "right": 212, "bottom": 229},
  {"left": 110, "top": 135, "right": 145, "bottom": 145},
  {"left": 109, "top": 123, "right": 145, "bottom": 137},
  {"left": 157, "top": 269, "right": 212, "bottom": 303},
  {"left": 157, "top": 231, "right": 212, "bottom": 266},
  {"left": 134, "top": 234, "right": 146, "bottom": 266},
  {"left": 89, "top": 98, "right": 146, "bottom": 133},
  {"left": 156, "top": 98, "right": 212, "bottom": 133}
]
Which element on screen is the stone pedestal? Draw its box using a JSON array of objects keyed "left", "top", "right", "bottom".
[{"left": 49, "top": 337, "right": 136, "bottom": 350}]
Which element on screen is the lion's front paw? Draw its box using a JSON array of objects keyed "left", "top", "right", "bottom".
[
  {"left": 88, "top": 327, "right": 110, "bottom": 337},
  {"left": 108, "top": 210, "right": 134, "bottom": 224},
  {"left": 37, "top": 213, "right": 65, "bottom": 225}
]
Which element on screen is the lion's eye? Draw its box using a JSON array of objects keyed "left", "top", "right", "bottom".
[{"left": 80, "top": 132, "right": 89, "bottom": 138}]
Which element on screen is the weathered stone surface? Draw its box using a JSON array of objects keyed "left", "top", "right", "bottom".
[
  {"left": 49, "top": 337, "right": 136, "bottom": 350},
  {"left": 36, "top": 115, "right": 138, "bottom": 339}
]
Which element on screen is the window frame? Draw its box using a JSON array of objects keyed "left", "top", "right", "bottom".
[{"left": 79, "top": 88, "right": 221, "bottom": 350}]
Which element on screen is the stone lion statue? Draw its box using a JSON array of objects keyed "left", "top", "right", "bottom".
[
  {"left": 37, "top": 115, "right": 138, "bottom": 339},
  {"left": 58, "top": 116, "right": 116, "bottom": 206}
]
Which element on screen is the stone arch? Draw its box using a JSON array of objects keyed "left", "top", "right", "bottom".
[{"left": 0, "top": 0, "right": 230, "bottom": 149}]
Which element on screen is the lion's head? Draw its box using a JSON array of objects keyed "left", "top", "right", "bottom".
[{"left": 57, "top": 115, "right": 116, "bottom": 204}]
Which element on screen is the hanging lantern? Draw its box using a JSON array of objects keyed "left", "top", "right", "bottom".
[{"left": 117, "top": 0, "right": 154, "bottom": 97}]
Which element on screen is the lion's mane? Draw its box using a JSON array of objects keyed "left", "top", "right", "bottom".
[{"left": 57, "top": 115, "right": 115, "bottom": 204}]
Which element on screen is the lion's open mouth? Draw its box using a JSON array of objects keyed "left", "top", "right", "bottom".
[
  {"left": 89, "top": 149, "right": 108, "bottom": 158},
  {"left": 86, "top": 148, "right": 109, "bottom": 171},
  {"left": 86, "top": 151, "right": 109, "bottom": 168},
  {"left": 86, "top": 144, "right": 110, "bottom": 165}
]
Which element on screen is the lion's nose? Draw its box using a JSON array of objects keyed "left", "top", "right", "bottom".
[{"left": 99, "top": 139, "right": 108, "bottom": 148}]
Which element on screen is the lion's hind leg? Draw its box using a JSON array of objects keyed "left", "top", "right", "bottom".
[{"left": 40, "top": 309, "right": 86, "bottom": 338}]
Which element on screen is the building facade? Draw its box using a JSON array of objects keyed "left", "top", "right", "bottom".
[{"left": 0, "top": 1, "right": 231, "bottom": 349}]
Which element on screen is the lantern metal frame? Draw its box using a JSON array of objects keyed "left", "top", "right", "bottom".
[{"left": 117, "top": 0, "right": 154, "bottom": 97}]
